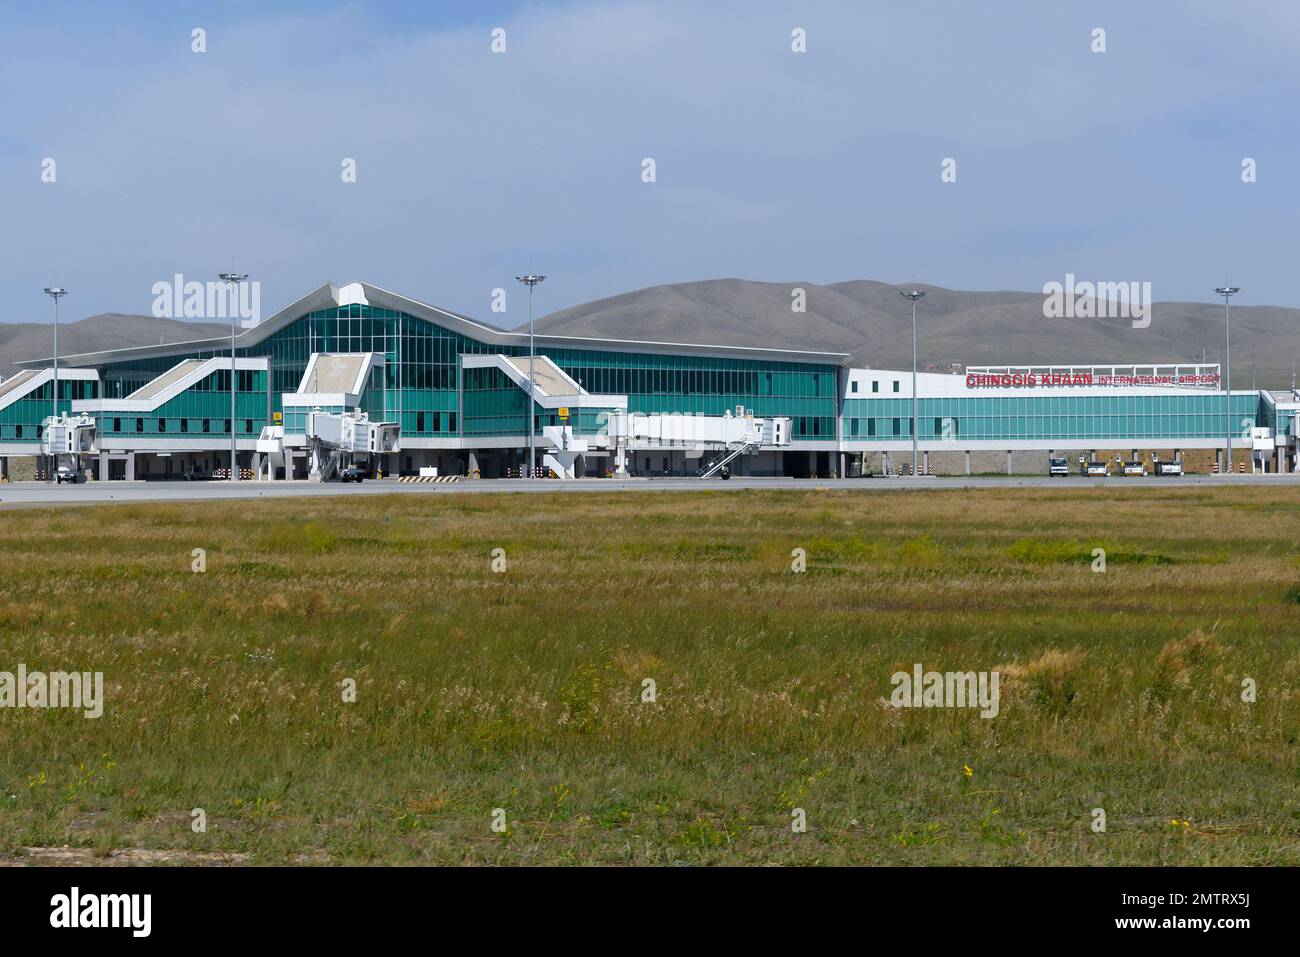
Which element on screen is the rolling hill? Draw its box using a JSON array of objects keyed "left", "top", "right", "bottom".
[
  {"left": 0, "top": 314, "right": 228, "bottom": 379},
  {"left": 527, "top": 279, "right": 1296, "bottom": 388}
]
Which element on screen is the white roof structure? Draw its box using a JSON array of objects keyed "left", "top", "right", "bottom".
[
  {"left": 0, "top": 367, "right": 99, "bottom": 412},
  {"left": 72, "top": 356, "right": 266, "bottom": 414},
  {"left": 461, "top": 353, "right": 627, "bottom": 412},
  {"left": 296, "top": 352, "right": 383, "bottom": 398}
]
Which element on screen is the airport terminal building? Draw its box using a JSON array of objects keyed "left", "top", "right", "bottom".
[{"left": 2, "top": 281, "right": 1296, "bottom": 481}]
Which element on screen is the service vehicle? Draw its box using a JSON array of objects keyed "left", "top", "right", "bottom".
[{"left": 1151, "top": 453, "right": 1183, "bottom": 476}]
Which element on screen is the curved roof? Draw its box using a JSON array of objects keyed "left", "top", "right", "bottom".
[{"left": 23, "top": 281, "right": 850, "bottom": 370}]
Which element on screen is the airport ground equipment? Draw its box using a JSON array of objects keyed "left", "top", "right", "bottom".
[
  {"left": 1151, "top": 452, "right": 1183, "bottom": 476},
  {"left": 305, "top": 409, "right": 399, "bottom": 482},
  {"left": 41, "top": 412, "right": 96, "bottom": 483},
  {"left": 598, "top": 407, "right": 790, "bottom": 480}
]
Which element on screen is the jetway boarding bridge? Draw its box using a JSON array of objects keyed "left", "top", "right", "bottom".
[
  {"left": 269, "top": 352, "right": 399, "bottom": 481},
  {"left": 462, "top": 354, "right": 790, "bottom": 478}
]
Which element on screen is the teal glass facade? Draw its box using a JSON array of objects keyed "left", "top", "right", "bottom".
[
  {"left": 541, "top": 347, "right": 836, "bottom": 440},
  {"left": 1262, "top": 396, "right": 1297, "bottom": 441},
  {"left": 0, "top": 378, "right": 98, "bottom": 443},
  {"left": 91, "top": 305, "right": 841, "bottom": 441},
  {"left": 282, "top": 404, "right": 341, "bottom": 435},
  {"left": 841, "top": 393, "right": 1262, "bottom": 442},
  {"left": 460, "top": 366, "right": 621, "bottom": 438},
  {"left": 97, "top": 368, "right": 269, "bottom": 438}
]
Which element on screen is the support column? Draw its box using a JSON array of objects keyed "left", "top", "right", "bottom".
[
  {"left": 125, "top": 454, "right": 135, "bottom": 482},
  {"left": 923, "top": 450, "right": 929, "bottom": 475},
  {"left": 965, "top": 450, "right": 971, "bottom": 475},
  {"left": 98, "top": 452, "right": 108, "bottom": 482},
  {"left": 0, "top": 457, "right": 8, "bottom": 481},
  {"left": 467, "top": 449, "right": 480, "bottom": 478},
  {"left": 839, "top": 452, "right": 845, "bottom": 479},
  {"left": 1006, "top": 450, "right": 1012, "bottom": 475}
]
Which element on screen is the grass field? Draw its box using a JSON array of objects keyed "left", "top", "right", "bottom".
[{"left": 0, "top": 487, "right": 1297, "bottom": 865}]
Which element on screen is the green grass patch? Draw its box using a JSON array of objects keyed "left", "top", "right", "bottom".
[{"left": 0, "top": 486, "right": 1295, "bottom": 865}]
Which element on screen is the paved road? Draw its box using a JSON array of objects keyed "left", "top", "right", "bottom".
[{"left": 1, "top": 473, "right": 1297, "bottom": 506}]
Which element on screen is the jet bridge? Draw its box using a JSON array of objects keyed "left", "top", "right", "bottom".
[
  {"left": 271, "top": 352, "right": 399, "bottom": 481},
  {"left": 600, "top": 407, "right": 791, "bottom": 477},
  {"left": 40, "top": 412, "right": 97, "bottom": 481},
  {"left": 304, "top": 408, "right": 400, "bottom": 481},
  {"left": 40, "top": 412, "right": 97, "bottom": 456},
  {"left": 460, "top": 355, "right": 790, "bottom": 478},
  {"left": 460, "top": 353, "right": 627, "bottom": 478}
]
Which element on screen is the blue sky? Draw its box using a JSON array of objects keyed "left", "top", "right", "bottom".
[{"left": 2, "top": 0, "right": 1297, "bottom": 327}]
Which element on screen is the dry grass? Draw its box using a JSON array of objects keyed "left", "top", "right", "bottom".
[{"left": 0, "top": 486, "right": 1296, "bottom": 864}]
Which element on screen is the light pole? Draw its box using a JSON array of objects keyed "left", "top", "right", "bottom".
[
  {"left": 900, "top": 289, "right": 925, "bottom": 477},
  {"left": 219, "top": 272, "right": 248, "bottom": 481},
  {"left": 1215, "top": 286, "right": 1239, "bottom": 474},
  {"left": 515, "top": 273, "right": 546, "bottom": 477},
  {"left": 43, "top": 287, "right": 67, "bottom": 482}
]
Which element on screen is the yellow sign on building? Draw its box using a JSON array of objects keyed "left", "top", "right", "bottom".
[{"left": 557, "top": 407, "right": 569, "bottom": 420}]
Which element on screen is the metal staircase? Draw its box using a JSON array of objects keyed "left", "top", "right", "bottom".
[{"left": 700, "top": 441, "right": 758, "bottom": 479}]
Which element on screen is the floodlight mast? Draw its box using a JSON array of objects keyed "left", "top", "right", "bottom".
[
  {"left": 219, "top": 273, "right": 249, "bottom": 481},
  {"left": 1215, "top": 286, "right": 1239, "bottom": 473},
  {"left": 900, "top": 289, "right": 926, "bottom": 477},
  {"left": 515, "top": 274, "right": 547, "bottom": 477},
  {"left": 43, "top": 287, "right": 68, "bottom": 482}
]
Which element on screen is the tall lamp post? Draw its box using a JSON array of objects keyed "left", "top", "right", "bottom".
[
  {"left": 1215, "top": 286, "right": 1239, "bottom": 474},
  {"left": 515, "top": 273, "right": 546, "bottom": 477},
  {"left": 43, "top": 287, "right": 67, "bottom": 482},
  {"left": 219, "top": 272, "right": 248, "bottom": 482},
  {"left": 900, "top": 289, "right": 925, "bottom": 477}
]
